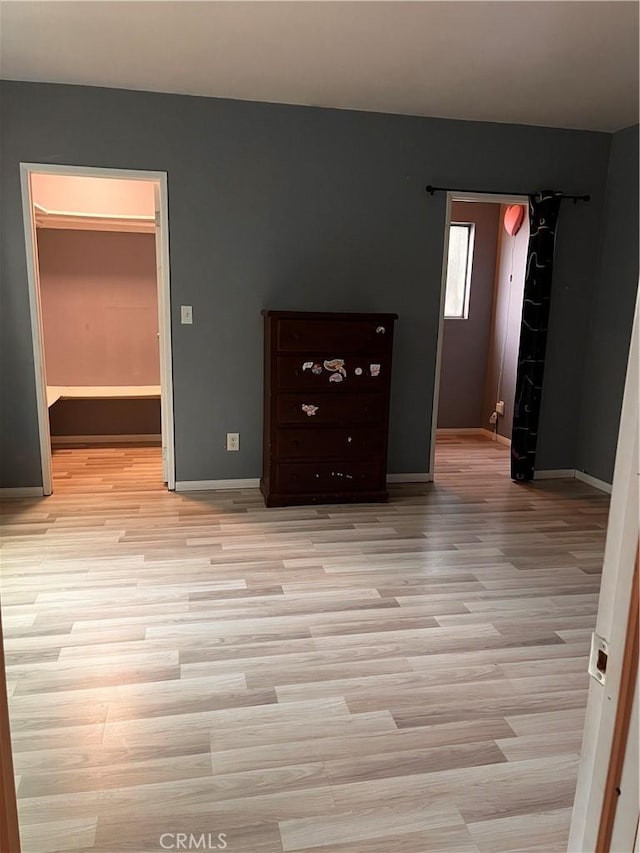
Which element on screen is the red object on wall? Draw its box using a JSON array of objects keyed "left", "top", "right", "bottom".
[{"left": 504, "top": 204, "right": 526, "bottom": 236}]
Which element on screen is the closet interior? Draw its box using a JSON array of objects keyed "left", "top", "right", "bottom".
[{"left": 32, "top": 173, "right": 163, "bottom": 466}]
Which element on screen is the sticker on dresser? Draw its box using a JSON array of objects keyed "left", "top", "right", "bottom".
[{"left": 323, "top": 358, "right": 347, "bottom": 377}]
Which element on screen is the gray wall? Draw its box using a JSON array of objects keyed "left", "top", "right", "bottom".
[
  {"left": 577, "top": 124, "right": 639, "bottom": 483},
  {"left": 483, "top": 205, "right": 529, "bottom": 438},
  {"left": 437, "top": 201, "right": 500, "bottom": 429},
  {"left": 0, "top": 82, "right": 611, "bottom": 487}
]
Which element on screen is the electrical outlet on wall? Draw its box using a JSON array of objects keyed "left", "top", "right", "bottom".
[
  {"left": 496, "top": 401, "right": 505, "bottom": 416},
  {"left": 226, "top": 433, "right": 240, "bottom": 451},
  {"left": 489, "top": 412, "right": 498, "bottom": 424}
]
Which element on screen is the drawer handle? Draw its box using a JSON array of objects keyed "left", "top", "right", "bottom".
[
  {"left": 301, "top": 404, "right": 318, "bottom": 417},
  {"left": 376, "top": 325, "right": 386, "bottom": 334}
]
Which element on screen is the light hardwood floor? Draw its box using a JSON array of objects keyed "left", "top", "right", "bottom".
[{"left": 0, "top": 437, "right": 609, "bottom": 853}]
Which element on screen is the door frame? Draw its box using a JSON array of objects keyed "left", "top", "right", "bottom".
[
  {"left": 19, "top": 163, "right": 176, "bottom": 493},
  {"left": 429, "top": 190, "right": 528, "bottom": 479},
  {"left": 568, "top": 286, "right": 639, "bottom": 851}
]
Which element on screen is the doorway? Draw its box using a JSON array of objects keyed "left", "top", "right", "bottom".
[
  {"left": 19, "top": 164, "right": 175, "bottom": 493},
  {"left": 430, "top": 192, "right": 529, "bottom": 480}
]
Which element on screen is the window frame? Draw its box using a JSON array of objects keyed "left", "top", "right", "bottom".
[{"left": 444, "top": 221, "right": 475, "bottom": 320}]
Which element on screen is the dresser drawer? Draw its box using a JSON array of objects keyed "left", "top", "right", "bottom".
[
  {"left": 276, "top": 318, "right": 392, "bottom": 354},
  {"left": 276, "top": 393, "right": 385, "bottom": 425},
  {"left": 274, "top": 356, "right": 388, "bottom": 391},
  {"left": 274, "top": 427, "right": 386, "bottom": 460},
  {"left": 275, "top": 462, "right": 383, "bottom": 494}
]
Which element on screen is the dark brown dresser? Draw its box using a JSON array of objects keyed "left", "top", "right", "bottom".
[{"left": 261, "top": 310, "right": 397, "bottom": 507}]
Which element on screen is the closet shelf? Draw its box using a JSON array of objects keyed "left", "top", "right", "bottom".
[
  {"left": 34, "top": 204, "right": 155, "bottom": 234},
  {"left": 47, "top": 386, "right": 161, "bottom": 408}
]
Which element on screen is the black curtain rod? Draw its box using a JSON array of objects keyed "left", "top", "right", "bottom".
[{"left": 425, "top": 184, "right": 590, "bottom": 203}]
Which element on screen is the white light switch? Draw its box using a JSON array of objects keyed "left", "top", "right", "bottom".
[{"left": 181, "top": 305, "right": 193, "bottom": 325}]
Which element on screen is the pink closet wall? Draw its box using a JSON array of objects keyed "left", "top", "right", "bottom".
[
  {"left": 31, "top": 174, "right": 155, "bottom": 217},
  {"left": 37, "top": 229, "right": 160, "bottom": 386}
]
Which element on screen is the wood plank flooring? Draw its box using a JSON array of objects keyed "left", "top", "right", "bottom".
[{"left": 0, "top": 436, "right": 609, "bottom": 852}]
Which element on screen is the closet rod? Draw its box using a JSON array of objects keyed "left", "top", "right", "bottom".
[{"left": 425, "top": 185, "right": 590, "bottom": 203}]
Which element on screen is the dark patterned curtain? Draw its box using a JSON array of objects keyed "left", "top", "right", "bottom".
[{"left": 511, "top": 191, "right": 562, "bottom": 482}]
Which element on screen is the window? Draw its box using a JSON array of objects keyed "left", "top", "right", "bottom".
[{"left": 444, "top": 222, "right": 474, "bottom": 319}]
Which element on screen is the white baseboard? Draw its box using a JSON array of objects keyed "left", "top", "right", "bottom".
[
  {"left": 175, "top": 478, "right": 260, "bottom": 492},
  {"left": 534, "top": 469, "right": 577, "bottom": 480},
  {"left": 178, "top": 475, "right": 434, "bottom": 491},
  {"left": 533, "top": 469, "right": 612, "bottom": 494},
  {"left": 575, "top": 469, "right": 613, "bottom": 494},
  {"left": 479, "top": 428, "right": 511, "bottom": 447},
  {"left": 387, "top": 473, "right": 432, "bottom": 483},
  {"left": 0, "top": 486, "right": 44, "bottom": 498},
  {"left": 51, "top": 434, "right": 162, "bottom": 445}
]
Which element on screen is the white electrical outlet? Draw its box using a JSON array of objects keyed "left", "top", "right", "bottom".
[
  {"left": 180, "top": 305, "right": 193, "bottom": 325},
  {"left": 489, "top": 412, "right": 498, "bottom": 424},
  {"left": 226, "top": 433, "right": 240, "bottom": 451},
  {"left": 496, "top": 401, "right": 505, "bottom": 416}
]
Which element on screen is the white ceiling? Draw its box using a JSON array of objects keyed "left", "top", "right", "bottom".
[{"left": 1, "top": 1, "right": 638, "bottom": 132}]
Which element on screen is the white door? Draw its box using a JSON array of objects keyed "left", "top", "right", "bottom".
[{"left": 569, "top": 286, "right": 639, "bottom": 850}]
